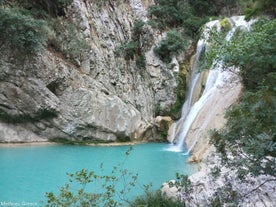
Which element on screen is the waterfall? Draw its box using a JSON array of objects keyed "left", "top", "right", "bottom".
[{"left": 167, "top": 16, "right": 254, "bottom": 154}]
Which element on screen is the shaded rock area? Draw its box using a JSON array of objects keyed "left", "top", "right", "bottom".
[{"left": 0, "top": 0, "right": 183, "bottom": 142}]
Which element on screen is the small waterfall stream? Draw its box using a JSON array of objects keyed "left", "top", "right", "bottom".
[{"left": 167, "top": 16, "right": 254, "bottom": 154}]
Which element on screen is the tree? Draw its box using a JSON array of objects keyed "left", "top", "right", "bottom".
[
  {"left": 153, "top": 30, "right": 188, "bottom": 63},
  {"left": 240, "top": 0, "right": 276, "bottom": 20},
  {"left": 0, "top": 7, "right": 48, "bottom": 55},
  {"left": 207, "top": 17, "right": 276, "bottom": 179}
]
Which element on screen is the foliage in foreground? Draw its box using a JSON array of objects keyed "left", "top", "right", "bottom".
[
  {"left": 202, "top": 17, "right": 276, "bottom": 205},
  {"left": 131, "top": 190, "right": 183, "bottom": 207},
  {"left": 206, "top": 18, "right": 276, "bottom": 177},
  {"left": 45, "top": 147, "right": 184, "bottom": 207},
  {"left": 45, "top": 148, "right": 137, "bottom": 207}
]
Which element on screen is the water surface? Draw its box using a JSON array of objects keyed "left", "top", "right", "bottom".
[{"left": 0, "top": 143, "right": 197, "bottom": 205}]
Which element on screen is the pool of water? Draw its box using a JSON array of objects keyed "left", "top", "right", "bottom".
[{"left": 0, "top": 143, "right": 197, "bottom": 205}]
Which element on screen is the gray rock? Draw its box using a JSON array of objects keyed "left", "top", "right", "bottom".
[
  {"left": 184, "top": 150, "right": 276, "bottom": 207},
  {"left": 0, "top": 0, "right": 181, "bottom": 142}
]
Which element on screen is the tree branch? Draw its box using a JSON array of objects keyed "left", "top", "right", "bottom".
[{"left": 242, "top": 178, "right": 276, "bottom": 198}]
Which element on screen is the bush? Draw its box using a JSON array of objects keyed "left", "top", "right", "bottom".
[
  {"left": 240, "top": 0, "right": 276, "bottom": 20},
  {"left": 116, "top": 41, "right": 138, "bottom": 61},
  {"left": 0, "top": 7, "right": 48, "bottom": 55},
  {"left": 154, "top": 30, "right": 188, "bottom": 63},
  {"left": 132, "top": 19, "right": 145, "bottom": 42},
  {"left": 149, "top": 0, "right": 188, "bottom": 30},
  {"left": 149, "top": 0, "right": 239, "bottom": 37},
  {"left": 199, "top": 17, "right": 276, "bottom": 180},
  {"left": 116, "top": 19, "right": 150, "bottom": 69},
  {"left": 169, "top": 71, "right": 187, "bottom": 119},
  {"left": 130, "top": 190, "right": 183, "bottom": 207},
  {"left": 136, "top": 54, "right": 146, "bottom": 69}
]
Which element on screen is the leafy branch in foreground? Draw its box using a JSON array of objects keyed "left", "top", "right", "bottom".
[
  {"left": 45, "top": 147, "right": 184, "bottom": 207},
  {"left": 204, "top": 17, "right": 276, "bottom": 206},
  {"left": 45, "top": 147, "right": 138, "bottom": 207},
  {"left": 210, "top": 88, "right": 276, "bottom": 179},
  {"left": 205, "top": 18, "right": 276, "bottom": 91},
  {"left": 206, "top": 17, "right": 276, "bottom": 180}
]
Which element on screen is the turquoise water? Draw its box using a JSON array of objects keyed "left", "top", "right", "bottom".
[{"left": 0, "top": 143, "right": 197, "bottom": 205}]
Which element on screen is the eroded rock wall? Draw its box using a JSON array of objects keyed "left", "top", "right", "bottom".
[{"left": 0, "top": 0, "right": 180, "bottom": 142}]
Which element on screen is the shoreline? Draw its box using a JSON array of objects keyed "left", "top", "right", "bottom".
[
  {"left": 0, "top": 140, "right": 149, "bottom": 148},
  {"left": 0, "top": 141, "right": 60, "bottom": 148}
]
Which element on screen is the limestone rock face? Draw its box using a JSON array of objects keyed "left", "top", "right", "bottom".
[
  {"left": 185, "top": 71, "right": 243, "bottom": 162},
  {"left": 161, "top": 149, "right": 276, "bottom": 207},
  {"left": 184, "top": 150, "right": 276, "bottom": 207},
  {"left": 0, "top": 0, "right": 180, "bottom": 142}
]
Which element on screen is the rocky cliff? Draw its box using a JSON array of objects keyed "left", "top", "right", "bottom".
[{"left": 0, "top": 0, "right": 183, "bottom": 142}]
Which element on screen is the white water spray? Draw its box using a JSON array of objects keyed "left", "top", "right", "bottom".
[{"left": 166, "top": 16, "right": 254, "bottom": 154}]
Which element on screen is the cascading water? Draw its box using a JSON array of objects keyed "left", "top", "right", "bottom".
[{"left": 166, "top": 16, "right": 254, "bottom": 154}]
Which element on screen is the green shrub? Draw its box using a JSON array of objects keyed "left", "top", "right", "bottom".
[
  {"left": 240, "top": 0, "right": 276, "bottom": 20},
  {"left": 116, "top": 19, "right": 150, "bottom": 69},
  {"left": 149, "top": 0, "right": 239, "bottom": 37},
  {"left": 116, "top": 41, "right": 138, "bottom": 61},
  {"left": 136, "top": 54, "right": 146, "bottom": 69},
  {"left": 169, "top": 71, "right": 186, "bottom": 119},
  {"left": 132, "top": 19, "right": 145, "bottom": 42},
  {"left": 182, "top": 15, "right": 210, "bottom": 37},
  {"left": 154, "top": 30, "right": 187, "bottom": 63},
  {"left": 149, "top": 0, "right": 209, "bottom": 36},
  {"left": 0, "top": 7, "right": 48, "bottom": 55},
  {"left": 95, "top": 0, "right": 109, "bottom": 7},
  {"left": 149, "top": 0, "right": 188, "bottom": 30},
  {"left": 155, "top": 103, "right": 162, "bottom": 116},
  {"left": 130, "top": 190, "right": 183, "bottom": 207}
]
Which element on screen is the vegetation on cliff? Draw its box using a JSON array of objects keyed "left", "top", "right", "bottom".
[
  {"left": 0, "top": 0, "right": 88, "bottom": 64},
  {"left": 1, "top": 0, "right": 275, "bottom": 206},
  {"left": 182, "top": 2, "right": 276, "bottom": 205},
  {"left": 150, "top": 0, "right": 276, "bottom": 206},
  {"left": 206, "top": 17, "right": 276, "bottom": 204},
  {"left": 0, "top": 7, "right": 48, "bottom": 56},
  {"left": 149, "top": 0, "right": 239, "bottom": 36}
]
